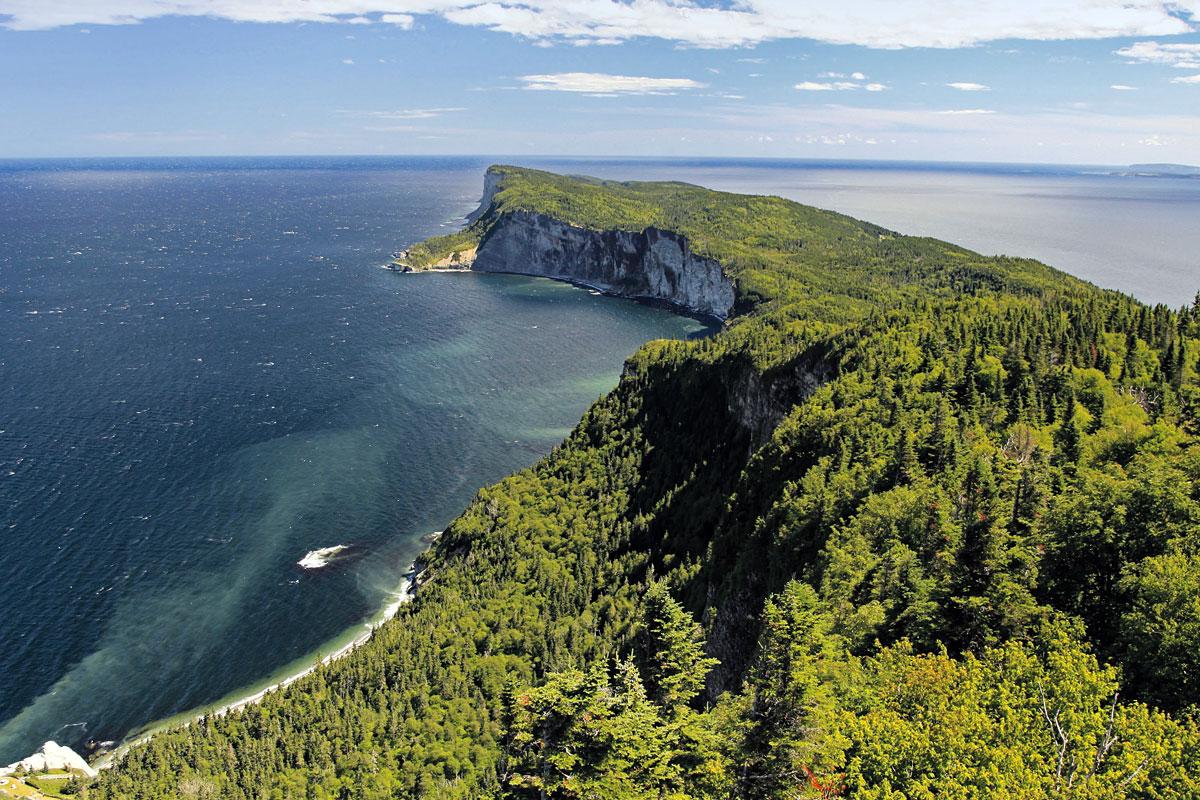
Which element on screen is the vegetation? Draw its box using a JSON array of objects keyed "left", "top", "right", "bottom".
[
  {"left": 91, "top": 167, "right": 1200, "bottom": 798},
  {"left": 398, "top": 229, "right": 478, "bottom": 269}
]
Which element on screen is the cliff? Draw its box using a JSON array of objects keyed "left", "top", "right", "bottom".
[
  {"left": 471, "top": 211, "right": 735, "bottom": 319},
  {"left": 464, "top": 167, "right": 502, "bottom": 224},
  {"left": 395, "top": 166, "right": 736, "bottom": 320}
]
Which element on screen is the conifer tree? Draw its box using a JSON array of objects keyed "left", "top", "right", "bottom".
[
  {"left": 640, "top": 582, "right": 719, "bottom": 711},
  {"left": 737, "top": 582, "right": 845, "bottom": 800}
]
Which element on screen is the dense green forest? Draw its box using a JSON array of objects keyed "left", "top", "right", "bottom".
[{"left": 91, "top": 167, "right": 1200, "bottom": 798}]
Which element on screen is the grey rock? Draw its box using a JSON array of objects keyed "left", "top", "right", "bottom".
[{"left": 472, "top": 211, "right": 735, "bottom": 319}]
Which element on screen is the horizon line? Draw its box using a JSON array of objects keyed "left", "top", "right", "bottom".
[{"left": 0, "top": 153, "right": 1189, "bottom": 170}]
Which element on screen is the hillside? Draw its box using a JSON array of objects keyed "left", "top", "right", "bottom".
[{"left": 93, "top": 167, "right": 1200, "bottom": 799}]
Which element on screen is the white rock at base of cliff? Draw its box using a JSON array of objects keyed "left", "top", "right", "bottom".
[{"left": 0, "top": 740, "right": 97, "bottom": 778}]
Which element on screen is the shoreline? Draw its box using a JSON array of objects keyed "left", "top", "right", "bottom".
[
  {"left": 389, "top": 266, "right": 726, "bottom": 328},
  {"left": 94, "top": 563, "right": 421, "bottom": 771}
]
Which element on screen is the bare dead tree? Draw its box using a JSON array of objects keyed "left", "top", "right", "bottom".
[{"left": 1039, "top": 685, "right": 1150, "bottom": 794}]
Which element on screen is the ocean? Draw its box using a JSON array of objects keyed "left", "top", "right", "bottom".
[{"left": 1, "top": 156, "right": 1197, "bottom": 764}]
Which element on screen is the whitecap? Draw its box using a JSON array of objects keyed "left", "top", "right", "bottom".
[{"left": 297, "top": 544, "right": 350, "bottom": 569}]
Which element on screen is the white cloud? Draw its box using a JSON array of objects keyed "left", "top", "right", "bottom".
[
  {"left": 947, "top": 81, "right": 990, "bottom": 91},
  {"left": 795, "top": 81, "right": 859, "bottom": 91},
  {"left": 341, "top": 58, "right": 354, "bottom": 64},
  {"left": 381, "top": 13, "right": 413, "bottom": 28},
  {"left": 1139, "top": 134, "right": 1167, "bottom": 145},
  {"left": 519, "top": 72, "right": 706, "bottom": 95},
  {"left": 1110, "top": 84, "right": 1139, "bottom": 90},
  {"left": 798, "top": 74, "right": 886, "bottom": 91},
  {"left": 936, "top": 108, "right": 996, "bottom": 114},
  {"left": 0, "top": 1, "right": 1198, "bottom": 49},
  {"left": 1172, "top": 73, "right": 1200, "bottom": 84},
  {"left": 1115, "top": 41, "right": 1200, "bottom": 69}
]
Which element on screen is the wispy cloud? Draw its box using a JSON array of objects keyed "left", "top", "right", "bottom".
[
  {"left": 338, "top": 108, "right": 466, "bottom": 119},
  {"left": 89, "top": 129, "right": 223, "bottom": 142},
  {"left": 936, "top": 108, "right": 996, "bottom": 115},
  {"left": 2, "top": 1, "right": 1198, "bottom": 49},
  {"left": 947, "top": 82, "right": 990, "bottom": 91},
  {"left": 1110, "top": 84, "right": 1139, "bottom": 90},
  {"left": 1115, "top": 41, "right": 1200, "bottom": 69},
  {"left": 520, "top": 72, "right": 706, "bottom": 95},
  {"left": 795, "top": 81, "right": 859, "bottom": 91},
  {"left": 1172, "top": 74, "right": 1200, "bottom": 85},
  {"left": 797, "top": 73, "right": 887, "bottom": 92},
  {"left": 798, "top": 132, "right": 881, "bottom": 146}
]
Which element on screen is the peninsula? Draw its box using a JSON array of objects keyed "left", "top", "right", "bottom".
[
  {"left": 1111, "top": 162, "right": 1200, "bottom": 178},
  {"left": 389, "top": 166, "right": 736, "bottom": 319},
  {"left": 93, "top": 167, "right": 1200, "bottom": 800}
]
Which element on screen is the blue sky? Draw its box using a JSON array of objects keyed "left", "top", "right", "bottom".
[{"left": 1, "top": 1, "right": 1198, "bottom": 164}]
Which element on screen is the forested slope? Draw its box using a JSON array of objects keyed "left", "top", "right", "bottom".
[{"left": 93, "top": 167, "right": 1200, "bottom": 799}]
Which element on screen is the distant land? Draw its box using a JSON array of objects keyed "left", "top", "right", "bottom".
[{"left": 1111, "top": 163, "right": 1200, "bottom": 178}]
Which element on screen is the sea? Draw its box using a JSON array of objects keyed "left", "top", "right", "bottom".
[{"left": 1, "top": 156, "right": 1198, "bottom": 764}]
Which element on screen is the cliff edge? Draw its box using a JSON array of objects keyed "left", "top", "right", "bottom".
[{"left": 393, "top": 166, "right": 736, "bottom": 320}]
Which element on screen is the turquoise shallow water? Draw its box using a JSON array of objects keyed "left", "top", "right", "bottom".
[
  {"left": 2, "top": 155, "right": 1197, "bottom": 764},
  {"left": 0, "top": 157, "right": 709, "bottom": 762}
]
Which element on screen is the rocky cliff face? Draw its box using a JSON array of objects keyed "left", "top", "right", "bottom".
[
  {"left": 472, "top": 211, "right": 735, "bottom": 320},
  {"left": 465, "top": 169, "right": 503, "bottom": 225}
]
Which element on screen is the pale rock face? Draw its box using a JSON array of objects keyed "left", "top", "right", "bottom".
[
  {"left": 472, "top": 211, "right": 735, "bottom": 319},
  {"left": 465, "top": 169, "right": 503, "bottom": 225},
  {"left": 0, "top": 740, "right": 97, "bottom": 778}
]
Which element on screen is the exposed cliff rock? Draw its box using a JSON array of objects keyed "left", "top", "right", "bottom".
[
  {"left": 465, "top": 169, "right": 503, "bottom": 225},
  {"left": 725, "top": 354, "right": 831, "bottom": 447},
  {"left": 472, "top": 211, "right": 735, "bottom": 320}
]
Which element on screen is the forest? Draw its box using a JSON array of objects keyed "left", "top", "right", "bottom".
[{"left": 88, "top": 167, "right": 1200, "bottom": 799}]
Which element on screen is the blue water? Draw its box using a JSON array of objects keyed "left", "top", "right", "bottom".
[
  {"left": 2, "top": 156, "right": 1197, "bottom": 765},
  {"left": 0, "top": 157, "right": 710, "bottom": 762}
]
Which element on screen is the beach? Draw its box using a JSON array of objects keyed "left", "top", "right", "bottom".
[{"left": 94, "top": 567, "right": 419, "bottom": 770}]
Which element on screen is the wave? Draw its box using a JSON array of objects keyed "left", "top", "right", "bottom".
[{"left": 297, "top": 544, "right": 351, "bottom": 569}]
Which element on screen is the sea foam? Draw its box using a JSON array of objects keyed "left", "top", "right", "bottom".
[{"left": 297, "top": 545, "right": 350, "bottom": 569}]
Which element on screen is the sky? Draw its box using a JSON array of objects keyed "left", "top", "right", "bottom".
[{"left": 1, "top": 1, "right": 1199, "bottom": 164}]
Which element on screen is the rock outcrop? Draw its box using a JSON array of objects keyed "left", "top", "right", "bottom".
[
  {"left": 0, "top": 740, "right": 97, "bottom": 778},
  {"left": 465, "top": 169, "right": 503, "bottom": 225},
  {"left": 472, "top": 211, "right": 735, "bottom": 320}
]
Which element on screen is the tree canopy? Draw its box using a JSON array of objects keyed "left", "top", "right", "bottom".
[{"left": 91, "top": 167, "right": 1200, "bottom": 799}]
